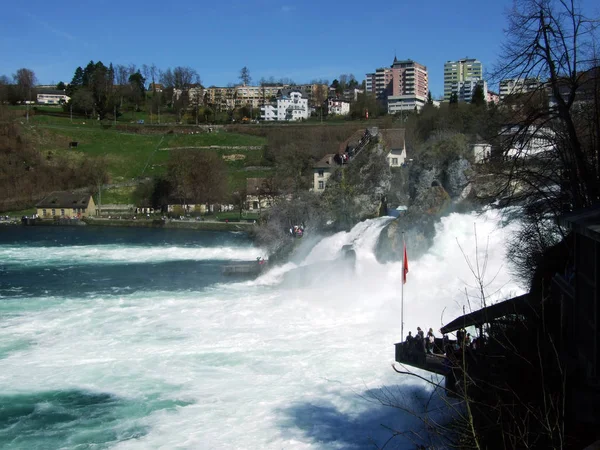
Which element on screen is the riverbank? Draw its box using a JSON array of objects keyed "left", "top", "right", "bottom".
[
  {"left": 13, "top": 217, "right": 256, "bottom": 232},
  {"left": 85, "top": 217, "right": 256, "bottom": 231}
]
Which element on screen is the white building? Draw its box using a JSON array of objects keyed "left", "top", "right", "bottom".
[
  {"left": 327, "top": 98, "right": 350, "bottom": 116},
  {"left": 379, "top": 129, "right": 407, "bottom": 167},
  {"left": 499, "top": 78, "right": 542, "bottom": 101},
  {"left": 455, "top": 79, "right": 488, "bottom": 103},
  {"left": 387, "top": 95, "right": 426, "bottom": 113},
  {"left": 37, "top": 90, "right": 70, "bottom": 105},
  {"left": 342, "top": 88, "right": 364, "bottom": 102},
  {"left": 312, "top": 154, "right": 336, "bottom": 192},
  {"left": 472, "top": 142, "right": 492, "bottom": 163},
  {"left": 501, "top": 125, "right": 556, "bottom": 159},
  {"left": 260, "top": 90, "right": 308, "bottom": 121}
]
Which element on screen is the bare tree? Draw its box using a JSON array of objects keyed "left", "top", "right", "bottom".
[
  {"left": 115, "top": 65, "right": 129, "bottom": 86},
  {"left": 172, "top": 66, "right": 200, "bottom": 89},
  {"left": 0, "top": 74, "right": 10, "bottom": 103},
  {"left": 13, "top": 68, "right": 37, "bottom": 102},
  {"left": 311, "top": 80, "right": 328, "bottom": 123},
  {"left": 141, "top": 64, "right": 150, "bottom": 87},
  {"left": 487, "top": 0, "right": 600, "bottom": 283},
  {"left": 167, "top": 150, "right": 227, "bottom": 209},
  {"left": 159, "top": 68, "right": 175, "bottom": 89},
  {"left": 13, "top": 68, "right": 37, "bottom": 121}
]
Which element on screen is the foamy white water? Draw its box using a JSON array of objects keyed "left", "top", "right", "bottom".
[
  {"left": 0, "top": 209, "right": 524, "bottom": 449},
  {"left": 0, "top": 244, "right": 262, "bottom": 267}
]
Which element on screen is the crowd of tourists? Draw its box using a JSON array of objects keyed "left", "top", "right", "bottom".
[
  {"left": 405, "top": 327, "right": 438, "bottom": 355},
  {"left": 289, "top": 224, "right": 304, "bottom": 238},
  {"left": 405, "top": 326, "right": 484, "bottom": 357}
]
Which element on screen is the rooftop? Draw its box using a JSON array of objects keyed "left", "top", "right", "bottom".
[
  {"left": 313, "top": 154, "right": 336, "bottom": 169},
  {"left": 559, "top": 203, "right": 600, "bottom": 242},
  {"left": 379, "top": 128, "right": 406, "bottom": 151},
  {"left": 246, "top": 177, "right": 268, "bottom": 192},
  {"left": 440, "top": 293, "right": 533, "bottom": 334},
  {"left": 36, "top": 192, "right": 92, "bottom": 208}
]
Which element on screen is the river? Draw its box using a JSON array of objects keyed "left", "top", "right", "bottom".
[{"left": 0, "top": 210, "right": 523, "bottom": 449}]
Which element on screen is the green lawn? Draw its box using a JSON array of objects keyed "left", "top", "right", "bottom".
[
  {"left": 164, "top": 132, "right": 266, "bottom": 148},
  {"left": 33, "top": 125, "right": 169, "bottom": 181},
  {"left": 23, "top": 118, "right": 269, "bottom": 184},
  {"left": 98, "top": 186, "right": 138, "bottom": 204},
  {"left": 228, "top": 168, "right": 274, "bottom": 192},
  {"left": 4, "top": 208, "right": 36, "bottom": 218}
]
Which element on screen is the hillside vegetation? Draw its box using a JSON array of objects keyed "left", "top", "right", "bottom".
[{"left": 0, "top": 107, "right": 371, "bottom": 211}]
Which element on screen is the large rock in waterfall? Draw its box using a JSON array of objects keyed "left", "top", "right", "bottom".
[
  {"left": 445, "top": 157, "right": 472, "bottom": 198},
  {"left": 376, "top": 185, "right": 452, "bottom": 263}
]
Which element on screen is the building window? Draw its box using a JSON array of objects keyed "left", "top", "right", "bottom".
[
  {"left": 61, "top": 209, "right": 65, "bottom": 216},
  {"left": 43, "top": 209, "right": 46, "bottom": 216},
  {"left": 52, "top": 209, "right": 56, "bottom": 216},
  {"left": 392, "top": 158, "right": 398, "bottom": 165},
  {"left": 73, "top": 208, "right": 77, "bottom": 214},
  {"left": 318, "top": 181, "right": 324, "bottom": 189}
]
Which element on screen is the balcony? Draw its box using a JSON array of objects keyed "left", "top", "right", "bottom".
[{"left": 394, "top": 340, "right": 450, "bottom": 376}]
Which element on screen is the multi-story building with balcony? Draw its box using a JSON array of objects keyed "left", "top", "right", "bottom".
[
  {"left": 365, "top": 57, "right": 428, "bottom": 113},
  {"left": 499, "top": 77, "right": 543, "bottom": 101},
  {"left": 260, "top": 90, "right": 308, "bottom": 121},
  {"left": 203, "top": 83, "right": 326, "bottom": 112},
  {"left": 36, "top": 89, "right": 70, "bottom": 105},
  {"left": 327, "top": 98, "right": 350, "bottom": 116},
  {"left": 454, "top": 79, "right": 488, "bottom": 103},
  {"left": 443, "top": 58, "right": 483, "bottom": 101}
]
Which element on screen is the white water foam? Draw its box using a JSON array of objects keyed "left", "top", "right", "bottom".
[
  {"left": 0, "top": 209, "right": 524, "bottom": 449},
  {"left": 0, "top": 244, "right": 264, "bottom": 267}
]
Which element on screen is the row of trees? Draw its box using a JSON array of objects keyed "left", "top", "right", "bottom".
[
  {"left": 1, "top": 63, "right": 377, "bottom": 124},
  {"left": 64, "top": 62, "right": 203, "bottom": 121},
  {"left": 0, "top": 69, "right": 38, "bottom": 105}
]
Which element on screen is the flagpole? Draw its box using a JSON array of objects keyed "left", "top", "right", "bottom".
[{"left": 401, "top": 232, "right": 405, "bottom": 343}]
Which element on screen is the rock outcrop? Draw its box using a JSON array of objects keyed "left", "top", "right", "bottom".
[
  {"left": 376, "top": 185, "right": 452, "bottom": 262},
  {"left": 445, "top": 158, "right": 472, "bottom": 198}
]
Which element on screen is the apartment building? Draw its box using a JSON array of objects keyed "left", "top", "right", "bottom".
[
  {"left": 454, "top": 79, "right": 488, "bottom": 103},
  {"left": 36, "top": 89, "right": 70, "bottom": 105},
  {"left": 260, "top": 90, "right": 308, "bottom": 121},
  {"left": 327, "top": 98, "right": 350, "bottom": 116},
  {"left": 365, "top": 57, "right": 429, "bottom": 113},
  {"left": 499, "top": 77, "right": 543, "bottom": 101},
  {"left": 443, "top": 58, "right": 483, "bottom": 101},
  {"left": 203, "top": 83, "right": 326, "bottom": 111}
]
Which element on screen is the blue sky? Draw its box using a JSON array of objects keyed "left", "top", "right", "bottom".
[{"left": 0, "top": 0, "right": 594, "bottom": 98}]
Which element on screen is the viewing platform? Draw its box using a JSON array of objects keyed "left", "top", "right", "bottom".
[
  {"left": 393, "top": 340, "right": 450, "bottom": 376},
  {"left": 222, "top": 260, "right": 267, "bottom": 276}
]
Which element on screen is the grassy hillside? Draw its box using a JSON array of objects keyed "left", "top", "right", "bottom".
[
  {"left": 6, "top": 106, "right": 389, "bottom": 209},
  {"left": 13, "top": 108, "right": 271, "bottom": 205}
]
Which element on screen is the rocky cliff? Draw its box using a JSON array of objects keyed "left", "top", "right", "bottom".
[
  {"left": 377, "top": 138, "right": 477, "bottom": 263},
  {"left": 376, "top": 185, "right": 452, "bottom": 262}
]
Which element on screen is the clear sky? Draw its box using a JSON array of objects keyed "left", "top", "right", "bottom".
[{"left": 0, "top": 0, "right": 595, "bottom": 98}]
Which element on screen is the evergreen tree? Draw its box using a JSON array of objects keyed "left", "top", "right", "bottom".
[
  {"left": 427, "top": 90, "right": 433, "bottom": 105},
  {"left": 239, "top": 66, "right": 251, "bottom": 86},
  {"left": 471, "top": 84, "right": 486, "bottom": 106},
  {"left": 68, "top": 67, "right": 84, "bottom": 96},
  {"left": 82, "top": 61, "right": 95, "bottom": 87},
  {"left": 128, "top": 71, "right": 146, "bottom": 97}
]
